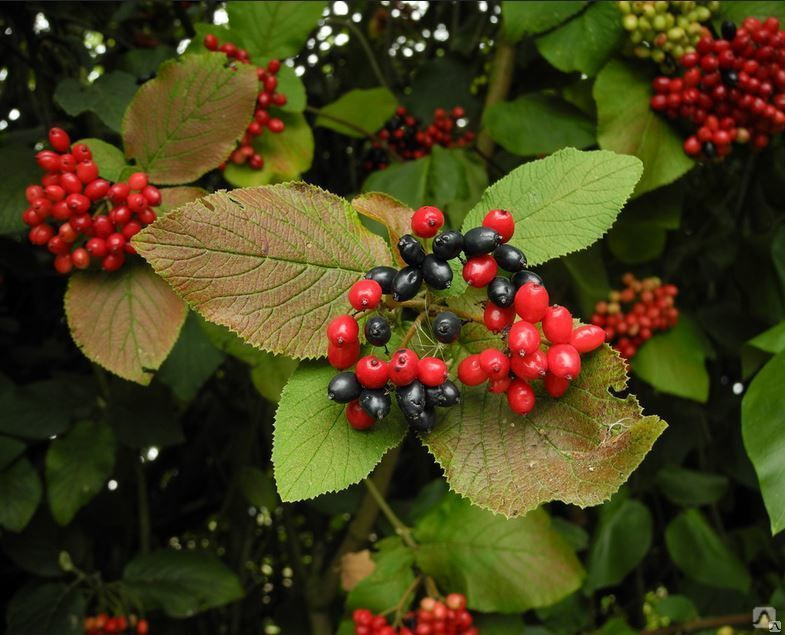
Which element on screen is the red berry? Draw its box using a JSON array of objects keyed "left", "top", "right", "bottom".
[
  {"left": 76, "top": 160, "right": 99, "bottom": 183},
  {"left": 138, "top": 208, "right": 157, "bottom": 225},
  {"left": 510, "top": 349, "right": 548, "bottom": 380},
  {"left": 44, "top": 185, "right": 66, "bottom": 202},
  {"left": 111, "top": 205, "right": 132, "bottom": 225},
  {"left": 327, "top": 339, "right": 360, "bottom": 370},
  {"left": 418, "top": 357, "right": 448, "bottom": 386},
  {"left": 204, "top": 33, "right": 218, "bottom": 50},
  {"left": 478, "top": 348, "right": 510, "bottom": 380},
  {"left": 346, "top": 400, "right": 375, "bottom": 430},
  {"left": 411, "top": 205, "right": 444, "bottom": 238},
  {"left": 48, "top": 127, "right": 71, "bottom": 152},
  {"left": 462, "top": 254, "right": 498, "bottom": 287},
  {"left": 52, "top": 201, "right": 71, "bottom": 221},
  {"left": 122, "top": 221, "right": 143, "bottom": 240},
  {"left": 483, "top": 303, "right": 516, "bottom": 332},
  {"left": 108, "top": 183, "right": 130, "bottom": 204},
  {"left": 268, "top": 59, "right": 281, "bottom": 73},
  {"left": 327, "top": 315, "right": 360, "bottom": 347},
  {"left": 142, "top": 185, "right": 161, "bottom": 206},
  {"left": 136, "top": 619, "right": 149, "bottom": 635},
  {"left": 508, "top": 320, "right": 540, "bottom": 356},
  {"left": 66, "top": 193, "right": 90, "bottom": 215},
  {"left": 71, "top": 247, "right": 90, "bottom": 270},
  {"left": 353, "top": 609, "right": 374, "bottom": 625},
  {"left": 570, "top": 325, "right": 605, "bottom": 353},
  {"left": 128, "top": 192, "right": 147, "bottom": 213},
  {"left": 84, "top": 178, "right": 110, "bottom": 201},
  {"left": 128, "top": 172, "right": 148, "bottom": 191},
  {"left": 482, "top": 209, "right": 515, "bottom": 243},
  {"left": 547, "top": 344, "right": 581, "bottom": 380},
  {"left": 106, "top": 233, "right": 126, "bottom": 253},
  {"left": 268, "top": 118, "right": 285, "bottom": 133},
  {"left": 58, "top": 222, "right": 77, "bottom": 243},
  {"left": 684, "top": 136, "right": 702, "bottom": 156},
  {"left": 544, "top": 372, "right": 570, "bottom": 398},
  {"left": 86, "top": 237, "right": 108, "bottom": 258},
  {"left": 542, "top": 305, "right": 573, "bottom": 344},
  {"left": 488, "top": 376, "right": 512, "bottom": 393},
  {"left": 71, "top": 143, "right": 91, "bottom": 162},
  {"left": 71, "top": 214, "right": 92, "bottom": 234},
  {"left": 25, "top": 185, "right": 44, "bottom": 203},
  {"left": 506, "top": 379, "right": 535, "bottom": 414},
  {"left": 32, "top": 198, "right": 52, "bottom": 217},
  {"left": 47, "top": 235, "right": 70, "bottom": 255},
  {"left": 93, "top": 216, "right": 113, "bottom": 238},
  {"left": 36, "top": 150, "right": 61, "bottom": 171},
  {"left": 59, "top": 172, "right": 83, "bottom": 194},
  {"left": 348, "top": 279, "right": 383, "bottom": 311},
  {"left": 54, "top": 253, "right": 73, "bottom": 274},
  {"left": 457, "top": 354, "right": 487, "bottom": 386},
  {"left": 59, "top": 154, "right": 76, "bottom": 172},
  {"left": 514, "top": 282, "right": 549, "bottom": 322},
  {"left": 356, "top": 356, "right": 389, "bottom": 389},
  {"left": 29, "top": 223, "right": 54, "bottom": 245},
  {"left": 389, "top": 349, "right": 420, "bottom": 386}
]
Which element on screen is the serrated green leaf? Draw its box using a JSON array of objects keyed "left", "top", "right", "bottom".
[
  {"left": 748, "top": 320, "right": 785, "bottom": 354},
  {"left": 595, "top": 60, "right": 694, "bottom": 195},
  {"left": 0, "top": 436, "right": 25, "bottom": 470},
  {"left": 316, "top": 88, "right": 397, "bottom": 138},
  {"left": 655, "top": 465, "right": 729, "bottom": 506},
  {"left": 54, "top": 72, "right": 138, "bottom": 133},
  {"left": 5, "top": 583, "right": 85, "bottom": 635},
  {"left": 238, "top": 467, "right": 278, "bottom": 511},
  {"left": 535, "top": 2, "right": 624, "bottom": 76},
  {"left": 0, "top": 458, "right": 42, "bottom": 532},
  {"left": 122, "top": 53, "right": 257, "bottom": 184},
  {"left": 75, "top": 138, "right": 128, "bottom": 183},
  {"left": 0, "top": 141, "right": 40, "bottom": 235},
  {"left": 483, "top": 94, "right": 595, "bottom": 157},
  {"left": 742, "top": 350, "right": 785, "bottom": 535},
  {"left": 424, "top": 345, "right": 666, "bottom": 516},
  {"left": 363, "top": 157, "right": 431, "bottom": 209},
  {"left": 413, "top": 493, "right": 583, "bottom": 612},
  {"left": 65, "top": 264, "right": 188, "bottom": 385},
  {"left": 45, "top": 421, "right": 115, "bottom": 526},
  {"left": 346, "top": 538, "right": 415, "bottom": 613},
  {"left": 631, "top": 316, "right": 711, "bottom": 403},
  {"left": 502, "top": 1, "right": 586, "bottom": 42},
  {"left": 462, "top": 148, "right": 642, "bottom": 266},
  {"left": 273, "top": 363, "right": 406, "bottom": 502},
  {"left": 223, "top": 111, "right": 314, "bottom": 187},
  {"left": 158, "top": 186, "right": 208, "bottom": 216},
  {"left": 352, "top": 192, "right": 414, "bottom": 266},
  {"left": 134, "top": 183, "right": 393, "bottom": 360},
  {"left": 123, "top": 549, "right": 244, "bottom": 617},
  {"left": 665, "top": 509, "right": 750, "bottom": 592}
]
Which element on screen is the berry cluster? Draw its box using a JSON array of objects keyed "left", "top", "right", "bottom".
[
  {"left": 84, "top": 614, "right": 149, "bottom": 634},
  {"left": 23, "top": 127, "right": 160, "bottom": 274},
  {"left": 363, "top": 106, "right": 475, "bottom": 171},
  {"left": 590, "top": 273, "right": 679, "bottom": 359},
  {"left": 203, "top": 34, "right": 286, "bottom": 171},
  {"left": 650, "top": 17, "right": 785, "bottom": 158},
  {"left": 619, "top": 1, "right": 718, "bottom": 68},
  {"left": 352, "top": 594, "right": 476, "bottom": 635}
]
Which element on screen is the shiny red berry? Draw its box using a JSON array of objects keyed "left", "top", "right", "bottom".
[
  {"left": 547, "top": 344, "right": 581, "bottom": 380},
  {"left": 54, "top": 253, "right": 73, "bottom": 275},
  {"left": 570, "top": 325, "right": 605, "bottom": 353},
  {"left": 457, "top": 354, "right": 487, "bottom": 386},
  {"left": 106, "top": 233, "right": 126, "bottom": 253},
  {"left": 356, "top": 356, "right": 389, "bottom": 389},
  {"left": 514, "top": 282, "right": 549, "bottom": 322},
  {"left": 86, "top": 237, "right": 108, "bottom": 258},
  {"left": 348, "top": 279, "right": 383, "bottom": 311},
  {"left": 84, "top": 178, "right": 110, "bottom": 201},
  {"left": 462, "top": 254, "right": 498, "bottom": 287},
  {"left": 418, "top": 357, "right": 448, "bottom": 386},
  {"left": 36, "top": 150, "right": 60, "bottom": 171},
  {"left": 544, "top": 372, "right": 570, "bottom": 398},
  {"left": 108, "top": 183, "right": 130, "bottom": 204},
  {"left": 48, "top": 127, "right": 71, "bottom": 152},
  {"left": 508, "top": 320, "right": 540, "bottom": 356},
  {"left": 479, "top": 348, "right": 510, "bottom": 380},
  {"left": 411, "top": 205, "right": 444, "bottom": 238},
  {"left": 510, "top": 349, "right": 548, "bottom": 380},
  {"left": 204, "top": 33, "right": 218, "bottom": 50},
  {"left": 483, "top": 303, "right": 516, "bottom": 333},
  {"left": 328, "top": 340, "right": 360, "bottom": 370},
  {"left": 76, "top": 160, "right": 99, "bottom": 183},
  {"left": 327, "top": 314, "right": 359, "bottom": 346},
  {"left": 71, "top": 247, "right": 90, "bottom": 270},
  {"left": 482, "top": 209, "right": 515, "bottom": 243},
  {"left": 507, "top": 379, "right": 535, "bottom": 414},
  {"left": 389, "top": 349, "right": 420, "bottom": 386},
  {"left": 542, "top": 305, "right": 573, "bottom": 344},
  {"left": 128, "top": 172, "right": 148, "bottom": 191}
]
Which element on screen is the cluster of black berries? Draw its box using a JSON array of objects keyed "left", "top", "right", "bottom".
[{"left": 362, "top": 106, "right": 475, "bottom": 171}]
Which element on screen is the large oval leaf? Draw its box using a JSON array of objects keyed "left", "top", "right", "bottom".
[
  {"left": 134, "top": 183, "right": 393, "bottom": 359},
  {"left": 273, "top": 363, "right": 406, "bottom": 502},
  {"left": 0, "top": 458, "right": 42, "bottom": 532},
  {"left": 461, "top": 148, "right": 642, "bottom": 266},
  {"left": 122, "top": 53, "right": 257, "bottom": 184},
  {"left": 423, "top": 345, "right": 666, "bottom": 517},
  {"left": 65, "top": 264, "right": 188, "bottom": 385}
]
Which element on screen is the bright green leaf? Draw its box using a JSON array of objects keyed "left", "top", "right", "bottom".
[
  {"left": 316, "top": 88, "right": 397, "bottom": 138},
  {"left": 718, "top": 2, "right": 785, "bottom": 23},
  {"left": 0, "top": 142, "right": 40, "bottom": 235},
  {"left": 5, "top": 583, "right": 85, "bottom": 635},
  {"left": 54, "top": 72, "right": 138, "bottom": 132},
  {"left": 748, "top": 320, "right": 785, "bottom": 355},
  {"left": 655, "top": 465, "right": 729, "bottom": 507},
  {"left": 502, "top": 1, "right": 586, "bottom": 42},
  {"left": 75, "top": 138, "right": 128, "bottom": 182},
  {"left": 273, "top": 64, "right": 307, "bottom": 113},
  {"left": 0, "top": 459, "right": 42, "bottom": 532},
  {"left": 363, "top": 156, "right": 430, "bottom": 210},
  {"left": 46, "top": 421, "right": 115, "bottom": 526},
  {"left": 346, "top": 538, "right": 416, "bottom": 613}
]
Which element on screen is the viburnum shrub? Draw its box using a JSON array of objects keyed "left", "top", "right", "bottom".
[
  {"left": 362, "top": 105, "right": 475, "bottom": 171},
  {"left": 83, "top": 613, "right": 149, "bottom": 635},
  {"left": 352, "top": 593, "right": 475, "bottom": 635},
  {"left": 591, "top": 273, "right": 679, "bottom": 359},
  {"left": 326, "top": 204, "right": 606, "bottom": 431},
  {"left": 23, "top": 127, "right": 160, "bottom": 273},
  {"left": 204, "top": 33, "right": 286, "bottom": 171},
  {"left": 650, "top": 16, "right": 785, "bottom": 158}
]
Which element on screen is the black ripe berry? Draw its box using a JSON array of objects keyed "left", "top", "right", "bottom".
[
  {"left": 426, "top": 379, "right": 460, "bottom": 408},
  {"left": 721, "top": 19, "right": 736, "bottom": 40},
  {"left": 702, "top": 141, "right": 716, "bottom": 159},
  {"left": 487, "top": 276, "right": 515, "bottom": 308},
  {"left": 721, "top": 69, "right": 738, "bottom": 87},
  {"left": 365, "top": 316, "right": 391, "bottom": 346},
  {"left": 463, "top": 227, "right": 501, "bottom": 257},
  {"left": 493, "top": 244, "right": 527, "bottom": 272},
  {"left": 359, "top": 389, "right": 391, "bottom": 420},
  {"left": 432, "top": 311, "right": 461, "bottom": 343},
  {"left": 395, "top": 380, "right": 426, "bottom": 421},
  {"left": 327, "top": 372, "right": 361, "bottom": 403},
  {"left": 364, "top": 266, "right": 398, "bottom": 294},
  {"left": 511, "top": 269, "right": 544, "bottom": 289},
  {"left": 407, "top": 407, "right": 437, "bottom": 433},
  {"left": 432, "top": 230, "right": 464, "bottom": 260},
  {"left": 397, "top": 234, "right": 426, "bottom": 267},
  {"left": 421, "top": 255, "right": 453, "bottom": 290},
  {"left": 392, "top": 266, "right": 423, "bottom": 301}
]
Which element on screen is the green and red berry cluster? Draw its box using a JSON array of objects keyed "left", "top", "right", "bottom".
[
  {"left": 363, "top": 106, "right": 475, "bottom": 171},
  {"left": 591, "top": 273, "right": 679, "bottom": 359},
  {"left": 204, "top": 34, "right": 286, "bottom": 171},
  {"left": 23, "top": 127, "right": 160, "bottom": 274},
  {"left": 84, "top": 613, "right": 149, "bottom": 634},
  {"left": 352, "top": 593, "right": 476, "bottom": 635},
  {"left": 619, "top": 1, "right": 718, "bottom": 68},
  {"left": 650, "top": 17, "right": 785, "bottom": 158}
]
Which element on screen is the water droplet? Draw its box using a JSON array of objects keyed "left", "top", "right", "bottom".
[{"left": 588, "top": 466, "right": 595, "bottom": 472}]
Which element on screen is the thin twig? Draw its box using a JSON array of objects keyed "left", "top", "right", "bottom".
[
  {"left": 363, "top": 477, "right": 417, "bottom": 549},
  {"left": 326, "top": 18, "right": 391, "bottom": 91},
  {"left": 401, "top": 312, "right": 427, "bottom": 348},
  {"left": 476, "top": 40, "right": 516, "bottom": 157}
]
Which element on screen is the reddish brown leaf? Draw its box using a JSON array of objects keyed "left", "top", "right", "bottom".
[
  {"left": 159, "top": 186, "right": 208, "bottom": 216},
  {"left": 352, "top": 192, "right": 413, "bottom": 266}
]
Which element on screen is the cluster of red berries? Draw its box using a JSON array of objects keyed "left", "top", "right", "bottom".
[
  {"left": 362, "top": 106, "right": 475, "bottom": 171},
  {"left": 204, "top": 34, "right": 286, "bottom": 171},
  {"left": 650, "top": 17, "right": 785, "bottom": 158},
  {"left": 23, "top": 127, "right": 160, "bottom": 274},
  {"left": 84, "top": 614, "right": 149, "bottom": 634},
  {"left": 590, "top": 273, "right": 679, "bottom": 359},
  {"left": 352, "top": 593, "right": 476, "bottom": 635}
]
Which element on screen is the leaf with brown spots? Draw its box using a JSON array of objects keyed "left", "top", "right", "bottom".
[
  {"left": 352, "top": 192, "right": 413, "bottom": 266},
  {"left": 133, "top": 183, "right": 393, "bottom": 359}
]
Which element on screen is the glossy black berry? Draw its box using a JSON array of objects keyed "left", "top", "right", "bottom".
[
  {"left": 391, "top": 266, "right": 423, "bottom": 302},
  {"left": 703, "top": 141, "right": 716, "bottom": 158},
  {"left": 425, "top": 379, "right": 461, "bottom": 408},
  {"left": 487, "top": 276, "right": 515, "bottom": 308},
  {"left": 407, "top": 407, "right": 437, "bottom": 433},
  {"left": 421, "top": 255, "right": 453, "bottom": 290},
  {"left": 364, "top": 266, "right": 398, "bottom": 294},
  {"left": 365, "top": 316, "right": 391, "bottom": 346},
  {"left": 463, "top": 227, "right": 501, "bottom": 257},
  {"left": 397, "top": 234, "right": 426, "bottom": 267},
  {"left": 721, "top": 20, "right": 736, "bottom": 40},
  {"left": 359, "top": 389, "right": 391, "bottom": 420},
  {"left": 721, "top": 69, "right": 738, "bottom": 87},
  {"left": 432, "top": 311, "right": 461, "bottom": 343},
  {"left": 396, "top": 380, "right": 426, "bottom": 421},
  {"left": 493, "top": 244, "right": 527, "bottom": 272},
  {"left": 432, "top": 231, "right": 464, "bottom": 260},
  {"left": 511, "top": 269, "right": 544, "bottom": 289},
  {"left": 327, "top": 372, "right": 361, "bottom": 403}
]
